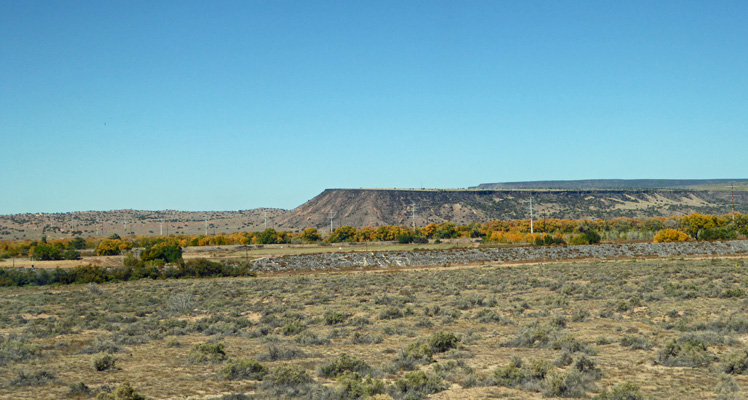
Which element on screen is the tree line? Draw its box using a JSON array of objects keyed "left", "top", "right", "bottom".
[{"left": 2, "top": 212, "right": 747, "bottom": 261}]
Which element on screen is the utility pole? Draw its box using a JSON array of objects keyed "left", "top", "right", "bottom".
[
  {"left": 529, "top": 197, "right": 534, "bottom": 234},
  {"left": 732, "top": 182, "right": 736, "bottom": 221},
  {"left": 411, "top": 203, "right": 417, "bottom": 232},
  {"left": 160, "top": 219, "right": 163, "bottom": 236},
  {"left": 329, "top": 210, "right": 335, "bottom": 234}
]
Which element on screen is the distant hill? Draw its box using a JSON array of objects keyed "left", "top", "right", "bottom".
[
  {"left": 3, "top": 180, "right": 748, "bottom": 240},
  {"left": 0, "top": 208, "right": 286, "bottom": 241},
  {"left": 273, "top": 187, "right": 748, "bottom": 232},
  {"left": 473, "top": 179, "right": 748, "bottom": 190}
]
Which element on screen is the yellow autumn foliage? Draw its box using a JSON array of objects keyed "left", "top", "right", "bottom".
[{"left": 653, "top": 229, "right": 690, "bottom": 243}]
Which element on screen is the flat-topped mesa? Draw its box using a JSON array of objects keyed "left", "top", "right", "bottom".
[
  {"left": 273, "top": 186, "right": 748, "bottom": 231},
  {"left": 473, "top": 179, "right": 748, "bottom": 190}
]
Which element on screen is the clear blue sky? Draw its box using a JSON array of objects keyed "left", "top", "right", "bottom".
[{"left": 2, "top": 1, "right": 747, "bottom": 214}]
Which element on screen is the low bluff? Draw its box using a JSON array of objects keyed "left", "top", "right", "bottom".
[{"left": 273, "top": 188, "right": 748, "bottom": 231}]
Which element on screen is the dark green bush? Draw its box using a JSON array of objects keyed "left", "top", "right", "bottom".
[
  {"left": 67, "top": 381, "right": 92, "bottom": 396},
  {"left": 504, "top": 322, "right": 559, "bottom": 348},
  {"left": 112, "top": 381, "right": 146, "bottom": 400},
  {"left": 620, "top": 335, "right": 654, "bottom": 350},
  {"left": 62, "top": 248, "right": 81, "bottom": 260},
  {"left": 187, "top": 342, "right": 227, "bottom": 364},
  {"left": 320, "top": 353, "right": 371, "bottom": 378},
  {"left": 391, "top": 342, "right": 434, "bottom": 371},
  {"left": 92, "top": 352, "right": 116, "bottom": 371},
  {"left": 220, "top": 358, "right": 268, "bottom": 380},
  {"left": 656, "top": 338, "right": 714, "bottom": 367},
  {"left": 140, "top": 242, "right": 183, "bottom": 264},
  {"left": 392, "top": 370, "right": 448, "bottom": 399},
  {"left": 493, "top": 357, "right": 526, "bottom": 388},
  {"left": 335, "top": 371, "right": 386, "bottom": 399},
  {"left": 721, "top": 349, "right": 748, "bottom": 374},
  {"left": 428, "top": 332, "right": 460, "bottom": 353},
  {"left": 324, "top": 310, "right": 347, "bottom": 325},
  {"left": 31, "top": 243, "right": 63, "bottom": 260},
  {"left": 596, "top": 381, "right": 645, "bottom": 400},
  {"left": 492, "top": 357, "right": 554, "bottom": 390},
  {"left": 0, "top": 336, "right": 40, "bottom": 366},
  {"left": 379, "top": 306, "right": 404, "bottom": 320},
  {"left": 9, "top": 369, "right": 57, "bottom": 386},
  {"left": 265, "top": 364, "right": 314, "bottom": 386},
  {"left": 698, "top": 227, "right": 737, "bottom": 241},
  {"left": 542, "top": 370, "right": 588, "bottom": 398},
  {"left": 351, "top": 332, "right": 383, "bottom": 345},
  {"left": 281, "top": 320, "right": 306, "bottom": 336},
  {"left": 295, "top": 331, "right": 331, "bottom": 346}
]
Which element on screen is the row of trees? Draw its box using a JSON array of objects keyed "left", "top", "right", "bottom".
[
  {"left": 11, "top": 235, "right": 83, "bottom": 261},
  {"left": 0, "top": 258, "right": 256, "bottom": 287},
  {"left": 2, "top": 213, "right": 747, "bottom": 257}
]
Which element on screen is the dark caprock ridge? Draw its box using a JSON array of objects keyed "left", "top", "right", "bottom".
[{"left": 472, "top": 179, "right": 748, "bottom": 190}]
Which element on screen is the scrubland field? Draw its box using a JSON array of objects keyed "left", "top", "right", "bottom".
[{"left": 2, "top": 257, "right": 748, "bottom": 399}]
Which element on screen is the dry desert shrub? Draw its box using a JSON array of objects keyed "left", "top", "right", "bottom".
[
  {"left": 595, "top": 381, "right": 646, "bottom": 400},
  {"left": 187, "top": 341, "right": 227, "bottom": 364},
  {"left": 4, "top": 257, "right": 748, "bottom": 399},
  {"left": 9, "top": 369, "right": 57, "bottom": 387},
  {"left": 92, "top": 352, "right": 116, "bottom": 371},
  {"left": 655, "top": 337, "right": 715, "bottom": 368},
  {"left": 219, "top": 358, "right": 268, "bottom": 381},
  {"left": 320, "top": 353, "right": 372, "bottom": 378}
]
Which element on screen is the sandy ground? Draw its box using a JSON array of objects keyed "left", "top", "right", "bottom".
[{"left": 0, "top": 255, "right": 120, "bottom": 269}]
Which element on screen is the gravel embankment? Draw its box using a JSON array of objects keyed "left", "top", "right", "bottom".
[{"left": 247, "top": 240, "right": 748, "bottom": 273}]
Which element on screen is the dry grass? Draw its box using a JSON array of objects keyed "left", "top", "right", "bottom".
[{"left": 1, "top": 257, "right": 748, "bottom": 399}]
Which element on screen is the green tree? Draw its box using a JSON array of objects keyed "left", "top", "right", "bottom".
[
  {"left": 69, "top": 236, "right": 87, "bottom": 249},
  {"left": 256, "top": 228, "right": 278, "bottom": 244},
  {"left": 434, "top": 222, "right": 458, "bottom": 239},
  {"left": 141, "top": 242, "right": 182, "bottom": 264},
  {"left": 328, "top": 226, "right": 357, "bottom": 243},
  {"left": 681, "top": 213, "right": 717, "bottom": 240},
  {"left": 300, "top": 228, "right": 322, "bottom": 242},
  {"left": 31, "top": 243, "right": 63, "bottom": 260},
  {"left": 583, "top": 230, "right": 601, "bottom": 244},
  {"left": 62, "top": 248, "right": 81, "bottom": 260}
]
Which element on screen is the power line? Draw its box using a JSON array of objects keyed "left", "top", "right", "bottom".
[{"left": 732, "top": 182, "right": 735, "bottom": 221}]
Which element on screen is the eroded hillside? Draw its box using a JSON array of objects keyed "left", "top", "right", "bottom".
[{"left": 273, "top": 188, "right": 748, "bottom": 231}]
